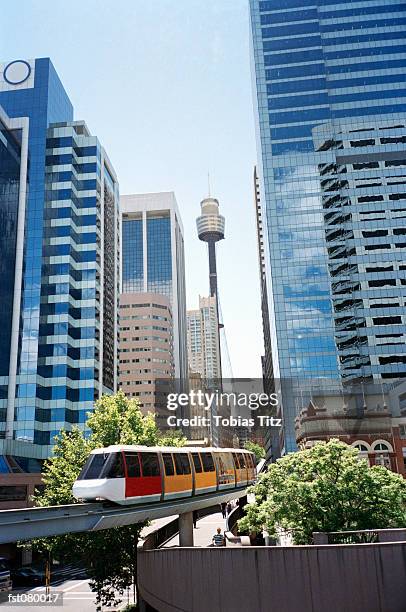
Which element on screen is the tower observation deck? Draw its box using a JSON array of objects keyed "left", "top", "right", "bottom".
[{"left": 196, "top": 197, "right": 225, "bottom": 299}]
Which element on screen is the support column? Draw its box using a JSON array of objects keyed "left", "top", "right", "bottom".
[
  {"left": 21, "top": 545, "right": 32, "bottom": 566},
  {"left": 179, "top": 512, "right": 194, "bottom": 547}
]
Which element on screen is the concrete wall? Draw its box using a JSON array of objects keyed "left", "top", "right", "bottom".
[{"left": 138, "top": 543, "right": 406, "bottom": 612}]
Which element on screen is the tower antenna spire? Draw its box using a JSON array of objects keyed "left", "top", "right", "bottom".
[{"left": 207, "top": 171, "right": 211, "bottom": 197}]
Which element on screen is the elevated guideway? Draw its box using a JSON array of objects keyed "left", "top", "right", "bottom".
[{"left": 0, "top": 487, "right": 247, "bottom": 544}]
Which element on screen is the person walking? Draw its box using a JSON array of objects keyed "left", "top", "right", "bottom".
[{"left": 220, "top": 502, "right": 227, "bottom": 519}]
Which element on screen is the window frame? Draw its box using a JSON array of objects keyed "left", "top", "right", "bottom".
[
  {"left": 191, "top": 452, "right": 203, "bottom": 473},
  {"left": 140, "top": 452, "right": 161, "bottom": 478},
  {"left": 162, "top": 452, "right": 175, "bottom": 476},
  {"left": 201, "top": 452, "right": 215, "bottom": 472},
  {"left": 125, "top": 452, "right": 141, "bottom": 478}
]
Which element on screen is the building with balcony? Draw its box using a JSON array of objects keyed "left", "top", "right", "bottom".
[{"left": 249, "top": 1, "right": 406, "bottom": 453}]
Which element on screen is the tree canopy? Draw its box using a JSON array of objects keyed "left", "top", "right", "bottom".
[
  {"left": 244, "top": 440, "right": 266, "bottom": 462},
  {"left": 238, "top": 438, "right": 406, "bottom": 544},
  {"left": 33, "top": 391, "right": 185, "bottom": 609}
]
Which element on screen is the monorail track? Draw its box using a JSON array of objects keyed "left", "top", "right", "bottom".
[{"left": 0, "top": 487, "right": 248, "bottom": 544}]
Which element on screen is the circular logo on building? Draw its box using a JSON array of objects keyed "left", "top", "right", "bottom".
[{"left": 3, "top": 60, "right": 31, "bottom": 85}]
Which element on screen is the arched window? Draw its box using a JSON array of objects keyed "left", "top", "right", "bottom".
[
  {"left": 374, "top": 442, "right": 390, "bottom": 453},
  {"left": 353, "top": 443, "right": 369, "bottom": 452},
  {"left": 372, "top": 440, "right": 393, "bottom": 453}
]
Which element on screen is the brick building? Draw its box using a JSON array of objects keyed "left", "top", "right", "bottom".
[{"left": 295, "top": 388, "right": 406, "bottom": 477}]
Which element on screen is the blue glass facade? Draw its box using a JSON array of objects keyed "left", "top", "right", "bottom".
[
  {"left": 0, "top": 59, "right": 74, "bottom": 450},
  {"left": 120, "top": 193, "right": 188, "bottom": 384},
  {"left": 147, "top": 216, "right": 172, "bottom": 297},
  {"left": 122, "top": 218, "right": 143, "bottom": 292},
  {"left": 249, "top": 1, "right": 406, "bottom": 452},
  {"left": 0, "top": 117, "right": 20, "bottom": 382},
  {"left": 0, "top": 59, "right": 119, "bottom": 460},
  {"left": 122, "top": 214, "right": 173, "bottom": 298}
]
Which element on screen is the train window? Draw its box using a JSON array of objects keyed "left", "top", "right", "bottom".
[
  {"left": 223, "top": 453, "right": 233, "bottom": 470},
  {"left": 162, "top": 453, "right": 175, "bottom": 476},
  {"left": 201, "top": 453, "right": 215, "bottom": 472},
  {"left": 218, "top": 456, "right": 226, "bottom": 473},
  {"left": 173, "top": 454, "right": 184, "bottom": 475},
  {"left": 239, "top": 454, "right": 247, "bottom": 469},
  {"left": 125, "top": 453, "right": 141, "bottom": 478},
  {"left": 104, "top": 453, "right": 125, "bottom": 479},
  {"left": 232, "top": 453, "right": 241, "bottom": 469},
  {"left": 78, "top": 453, "right": 108, "bottom": 480},
  {"left": 180, "top": 454, "right": 191, "bottom": 474},
  {"left": 191, "top": 452, "right": 202, "bottom": 473},
  {"left": 173, "top": 453, "right": 191, "bottom": 475},
  {"left": 141, "top": 453, "right": 160, "bottom": 477}
]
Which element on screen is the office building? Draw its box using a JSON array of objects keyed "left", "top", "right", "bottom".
[
  {"left": 0, "top": 58, "right": 119, "bottom": 461},
  {"left": 119, "top": 292, "right": 174, "bottom": 428},
  {"left": 249, "top": 1, "right": 406, "bottom": 453},
  {"left": 254, "top": 167, "right": 274, "bottom": 391},
  {"left": 187, "top": 296, "right": 221, "bottom": 383},
  {"left": 187, "top": 296, "right": 234, "bottom": 447},
  {"left": 120, "top": 192, "right": 188, "bottom": 387},
  {"left": 254, "top": 167, "right": 276, "bottom": 459}
]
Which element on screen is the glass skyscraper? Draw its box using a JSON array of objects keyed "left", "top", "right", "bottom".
[
  {"left": 0, "top": 107, "right": 25, "bottom": 427},
  {"left": 120, "top": 192, "right": 188, "bottom": 384},
  {"left": 0, "top": 59, "right": 119, "bottom": 462},
  {"left": 249, "top": 1, "right": 406, "bottom": 452}
]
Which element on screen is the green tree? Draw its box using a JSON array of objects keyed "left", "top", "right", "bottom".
[
  {"left": 87, "top": 392, "right": 159, "bottom": 447},
  {"left": 157, "top": 428, "right": 187, "bottom": 447},
  {"left": 33, "top": 391, "right": 185, "bottom": 610},
  {"left": 244, "top": 440, "right": 266, "bottom": 462},
  {"left": 238, "top": 438, "right": 406, "bottom": 544},
  {"left": 36, "top": 428, "right": 93, "bottom": 505}
]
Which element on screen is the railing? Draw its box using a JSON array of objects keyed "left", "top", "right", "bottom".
[
  {"left": 313, "top": 528, "right": 406, "bottom": 545},
  {"left": 328, "top": 531, "right": 379, "bottom": 544}
]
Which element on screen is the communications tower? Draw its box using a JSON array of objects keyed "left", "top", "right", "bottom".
[{"left": 196, "top": 197, "right": 225, "bottom": 300}]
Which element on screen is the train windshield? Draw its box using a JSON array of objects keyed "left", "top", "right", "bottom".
[{"left": 77, "top": 453, "right": 109, "bottom": 480}]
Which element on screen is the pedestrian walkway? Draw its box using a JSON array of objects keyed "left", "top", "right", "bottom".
[
  {"left": 141, "top": 514, "right": 178, "bottom": 538},
  {"left": 163, "top": 512, "right": 227, "bottom": 548}
]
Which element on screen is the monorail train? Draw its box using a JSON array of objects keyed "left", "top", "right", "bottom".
[{"left": 72, "top": 445, "right": 256, "bottom": 505}]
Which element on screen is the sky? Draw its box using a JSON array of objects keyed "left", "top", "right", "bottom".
[{"left": 2, "top": 0, "right": 263, "bottom": 378}]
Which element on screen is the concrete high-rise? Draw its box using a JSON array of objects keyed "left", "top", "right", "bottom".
[
  {"left": 187, "top": 296, "right": 221, "bottom": 383},
  {"left": 120, "top": 192, "right": 188, "bottom": 387},
  {"left": 0, "top": 58, "right": 119, "bottom": 462},
  {"left": 249, "top": 1, "right": 406, "bottom": 453},
  {"left": 186, "top": 296, "right": 221, "bottom": 442},
  {"left": 119, "top": 292, "right": 174, "bottom": 429}
]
